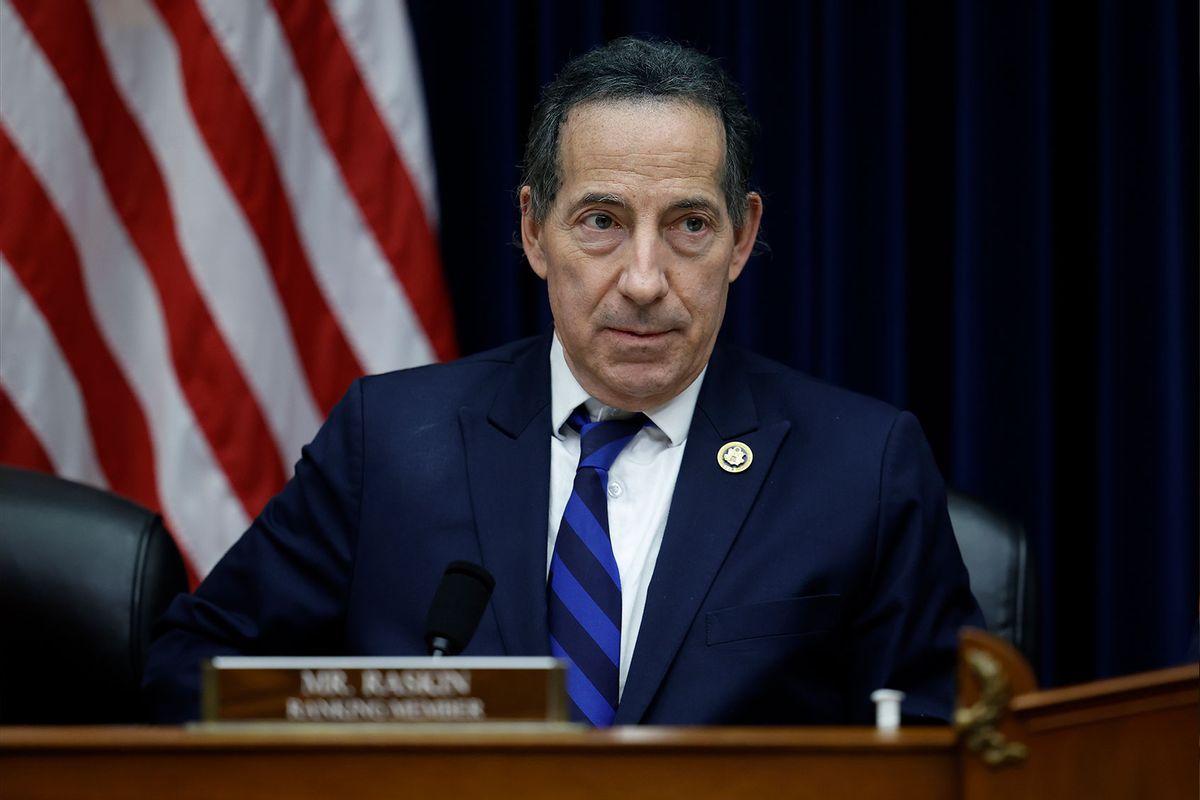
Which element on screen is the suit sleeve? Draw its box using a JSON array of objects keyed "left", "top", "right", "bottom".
[
  {"left": 140, "top": 379, "right": 366, "bottom": 723},
  {"left": 844, "top": 410, "right": 985, "bottom": 723}
]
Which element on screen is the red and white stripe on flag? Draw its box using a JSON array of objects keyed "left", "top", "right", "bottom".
[{"left": 0, "top": 0, "right": 455, "bottom": 581}]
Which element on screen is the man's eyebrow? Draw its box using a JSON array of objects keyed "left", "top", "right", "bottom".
[
  {"left": 568, "top": 192, "right": 627, "bottom": 213},
  {"left": 671, "top": 196, "right": 719, "bottom": 213}
]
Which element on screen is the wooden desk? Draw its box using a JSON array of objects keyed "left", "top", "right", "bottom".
[
  {"left": 960, "top": 663, "right": 1197, "bottom": 800},
  {"left": 0, "top": 725, "right": 956, "bottom": 800},
  {"left": 2, "top": 639, "right": 1194, "bottom": 800}
]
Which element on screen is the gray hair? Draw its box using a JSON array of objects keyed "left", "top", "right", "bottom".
[{"left": 520, "top": 37, "right": 758, "bottom": 228}]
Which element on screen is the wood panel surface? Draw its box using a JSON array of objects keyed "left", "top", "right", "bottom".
[
  {"left": 0, "top": 726, "right": 957, "bottom": 800},
  {"left": 960, "top": 664, "right": 1197, "bottom": 800}
]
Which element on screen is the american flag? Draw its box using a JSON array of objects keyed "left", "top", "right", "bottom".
[{"left": 0, "top": 0, "right": 454, "bottom": 581}]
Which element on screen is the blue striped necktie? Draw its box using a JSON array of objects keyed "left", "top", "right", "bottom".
[{"left": 548, "top": 408, "right": 646, "bottom": 727}]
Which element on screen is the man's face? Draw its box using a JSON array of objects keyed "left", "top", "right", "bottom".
[{"left": 521, "top": 100, "right": 762, "bottom": 411}]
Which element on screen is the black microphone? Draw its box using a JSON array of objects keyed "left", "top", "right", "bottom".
[{"left": 423, "top": 560, "right": 496, "bottom": 657}]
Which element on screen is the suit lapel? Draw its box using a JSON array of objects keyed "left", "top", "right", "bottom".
[
  {"left": 460, "top": 334, "right": 552, "bottom": 656},
  {"left": 615, "top": 347, "right": 790, "bottom": 724}
]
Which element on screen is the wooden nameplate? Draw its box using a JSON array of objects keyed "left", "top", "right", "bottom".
[{"left": 201, "top": 657, "right": 567, "bottom": 724}]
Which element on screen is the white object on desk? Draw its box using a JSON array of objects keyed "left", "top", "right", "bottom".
[{"left": 870, "top": 688, "right": 906, "bottom": 732}]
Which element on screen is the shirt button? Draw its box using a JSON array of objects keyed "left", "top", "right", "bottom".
[{"left": 607, "top": 481, "right": 623, "bottom": 499}]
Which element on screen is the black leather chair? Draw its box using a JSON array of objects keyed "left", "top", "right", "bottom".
[
  {"left": 0, "top": 465, "right": 189, "bottom": 723},
  {"left": 946, "top": 488, "right": 1038, "bottom": 665}
]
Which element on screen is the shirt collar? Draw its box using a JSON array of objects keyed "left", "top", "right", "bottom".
[{"left": 549, "top": 331, "right": 704, "bottom": 446}]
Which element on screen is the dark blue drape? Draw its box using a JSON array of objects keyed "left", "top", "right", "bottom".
[{"left": 407, "top": 0, "right": 1198, "bottom": 686}]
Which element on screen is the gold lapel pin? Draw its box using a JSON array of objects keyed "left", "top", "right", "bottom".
[{"left": 717, "top": 441, "right": 753, "bottom": 473}]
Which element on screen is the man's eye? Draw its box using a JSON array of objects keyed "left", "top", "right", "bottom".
[
  {"left": 584, "top": 213, "right": 615, "bottom": 230},
  {"left": 682, "top": 217, "right": 707, "bottom": 233}
]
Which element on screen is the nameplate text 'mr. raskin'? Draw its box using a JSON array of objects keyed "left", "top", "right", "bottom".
[{"left": 201, "top": 657, "right": 566, "bottom": 724}]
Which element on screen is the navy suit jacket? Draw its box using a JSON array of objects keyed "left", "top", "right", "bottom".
[{"left": 143, "top": 332, "right": 982, "bottom": 724}]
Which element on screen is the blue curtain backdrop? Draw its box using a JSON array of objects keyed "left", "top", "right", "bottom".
[{"left": 406, "top": 0, "right": 1198, "bottom": 686}]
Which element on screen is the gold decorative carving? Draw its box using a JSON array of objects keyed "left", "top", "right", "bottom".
[{"left": 955, "top": 649, "right": 1029, "bottom": 767}]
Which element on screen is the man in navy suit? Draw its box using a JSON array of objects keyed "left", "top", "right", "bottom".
[{"left": 143, "top": 37, "right": 981, "bottom": 725}]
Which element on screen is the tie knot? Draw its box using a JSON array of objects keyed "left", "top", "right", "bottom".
[{"left": 568, "top": 409, "right": 646, "bottom": 471}]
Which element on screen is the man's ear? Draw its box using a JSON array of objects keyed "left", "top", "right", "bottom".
[
  {"left": 520, "top": 186, "right": 548, "bottom": 280},
  {"left": 727, "top": 192, "right": 763, "bottom": 283}
]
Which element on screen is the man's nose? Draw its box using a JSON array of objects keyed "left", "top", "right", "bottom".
[{"left": 617, "top": 230, "right": 669, "bottom": 305}]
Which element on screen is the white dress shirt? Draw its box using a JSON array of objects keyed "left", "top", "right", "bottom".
[{"left": 547, "top": 333, "right": 703, "bottom": 699}]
